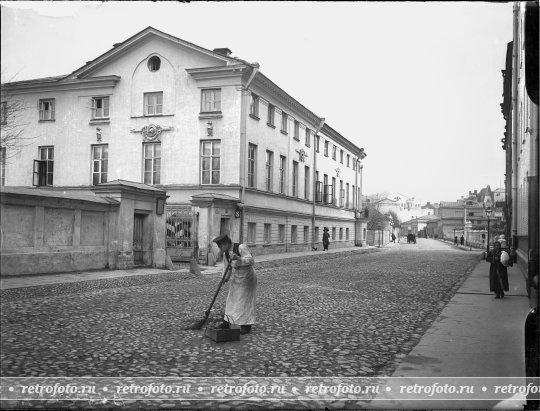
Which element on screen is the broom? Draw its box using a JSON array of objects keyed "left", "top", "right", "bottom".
[{"left": 184, "top": 255, "right": 233, "bottom": 330}]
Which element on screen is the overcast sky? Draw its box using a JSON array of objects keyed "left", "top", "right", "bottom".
[{"left": 0, "top": 1, "right": 513, "bottom": 204}]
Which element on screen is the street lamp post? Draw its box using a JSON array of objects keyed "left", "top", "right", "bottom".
[{"left": 486, "top": 207, "right": 493, "bottom": 254}]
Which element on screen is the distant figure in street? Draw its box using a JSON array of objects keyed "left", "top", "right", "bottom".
[
  {"left": 391, "top": 233, "right": 396, "bottom": 243},
  {"left": 486, "top": 240, "right": 513, "bottom": 299},
  {"left": 454, "top": 236, "right": 458, "bottom": 245},
  {"left": 322, "top": 227, "right": 330, "bottom": 251},
  {"left": 213, "top": 234, "right": 257, "bottom": 334},
  {"left": 460, "top": 235, "right": 464, "bottom": 246}
]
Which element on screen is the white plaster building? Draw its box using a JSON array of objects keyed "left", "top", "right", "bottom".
[{"left": 1, "top": 27, "right": 368, "bottom": 265}]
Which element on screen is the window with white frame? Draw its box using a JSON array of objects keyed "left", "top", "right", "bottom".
[
  {"left": 332, "top": 177, "right": 336, "bottom": 206},
  {"left": 144, "top": 92, "right": 163, "bottom": 116},
  {"left": 346, "top": 183, "right": 350, "bottom": 208},
  {"left": 346, "top": 227, "right": 350, "bottom": 240},
  {"left": 339, "top": 227, "right": 343, "bottom": 240},
  {"left": 316, "top": 135, "right": 320, "bottom": 152},
  {"left": 33, "top": 146, "right": 54, "bottom": 186},
  {"left": 247, "top": 222, "right": 256, "bottom": 243},
  {"left": 91, "top": 97, "right": 110, "bottom": 119},
  {"left": 340, "top": 150, "right": 344, "bottom": 163},
  {"left": 279, "top": 155, "right": 286, "bottom": 194},
  {"left": 201, "top": 140, "right": 220, "bottom": 184},
  {"left": 332, "top": 145, "right": 337, "bottom": 160},
  {"left": 347, "top": 154, "right": 350, "bottom": 167},
  {"left": 265, "top": 150, "right": 273, "bottom": 191},
  {"left": 250, "top": 94, "right": 259, "bottom": 118},
  {"left": 143, "top": 142, "right": 161, "bottom": 185},
  {"left": 267, "top": 104, "right": 275, "bottom": 127},
  {"left": 332, "top": 227, "right": 336, "bottom": 240},
  {"left": 292, "top": 161, "right": 298, "bottom": 197},
  {"left": 305, "top": 128, "right": 310, "bottom": 147},
  {"left": 304, "top": 165, "right": 310, "bottom": 200},
  {"left": 248, "top": 143, "right": 257, "bottom": 188},
  {"left": 39, "top": 99, "right": 55, "bottom": 121},
  {"left": 201, "top": 89, "right": 221, "bottom": 113},
  {"left": 315, "top": 226, "right": 319, "bottom": 242},
  {"left": 293, "top": 120, "right": 299, "bottom": 140},
  {"left": 304, "top": 226, "right": 309, "bottom": 243},
  {"left": 281, "top": 111, "right": 288, "bottom": 134},
  {"left": 264, "top": 223, "right": 271, "bottom": 244},
  {"left": 92, "top": 144, "right": 108, "bottom": 185},
  {"left": 278, "top": 224, "right": 285, "bottom": 243},
  {"left": 324, "top": 141, "right": 329, "bottom": 157}
]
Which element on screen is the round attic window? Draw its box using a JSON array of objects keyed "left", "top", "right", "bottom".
[{"left": 148, "top": 56, "right": 161, "bottom": 72}]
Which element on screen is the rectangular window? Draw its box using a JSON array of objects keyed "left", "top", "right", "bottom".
[
  {"left": 340, "top": 150, "right": 344, "bottom": 164},
  {"left": 250, "top": 94, "right": 259, "bottom": 118},
  {"left": 304, "top": 226, "right": 309, "bottom": 243},
  {"left": 291, "top": 225, "right": 297, "bottom": 243},
  {"left": 39, "top": 99, "right": 55, "bottom": 121},
  {"left": 340, "top": 180, "right": 344, "bottom": 207},
  {"left": 247, "top": 222, "right": 256, "bottom": 243},
  {"left": 143, "top": 142, "right": 161, "bottom": 185},
  {"left": 248, "top": 143, "right": 257, "bottom": 188},
  {"left": 91, "top": 96, "right": 110, "bottom": 119},
  {"left": 332, "top": 145, "right": 337, "bottom": 160},
  {"left": 265, "top": 150, "right": 273, "bottom": 191},
  {"left": 346, "top": 227, "right": 350, "bottom": 240},
  {"left": 201, "top": 140, "right": 220, "bottom": 184},
  {"left": 352, "top": 184, "right": 356, "bottom": 209},
  {"left": 267, "top": 104, "right": 275, "bottom": 126},
  {"left": 305, "top": 128, "right": 310, "bottom": 147},
  {"left": 323, "top": 174, "right": 331, "bottom": 204},
  {"left": 92, "top": 144, "right": 108, "bottom": 185},
  {"left": 281, "top": 111, "right": 288, "bottom": 134},
  {"left": 293, "top": 120, "right": 299, "bottom": 140},
  {"left": 304, "top": 165, "right": 310, "bottom": 200},
  {"left": 292, "top": 161, "right": 298, "bottom": 197},
  {"left": 1, "top": 101, "right": 6, "bottom": 125},
  {"left": 315, "top": 226, "right": 319, "bottom": 242},
  {"left": 347, "top": 154, "right": 350, "bottom": 167},
  {"left": 0, "top": 147, "right": 5, "bottom": 186},
  {"left": 34, "top": 146, "right": 54, "bottom": 186},
  {"left": 278, "top": 224, "right": 285, "bottom": 243},
  {"left": 332, "top": 177, "right": 336, "bottom": 206},
  {"left": 353, "top": 160, "right": 356, "bottom": 171},
  {"left": 264, "top": 223, "right": 271, "bottom": 244},
  {"left": 339, "top": 227, "right": 343, "bottom": 240},
  {"left": 144, "top": 92, "right": 163, "bottom": 116},
  {"left": 324, "top": 141, "right": 329, "bottom": 157},
  {"left": 316, "top": 135, "right": 320, "bottom": 153},
  {"left": 332, "top": 227, "right": 336, "bottom": 240},
  {"left": 346, "top": 183, "right": 350, "bottom": 208},
  {"left": 279, "top": 155, "right": 286, "bottom": 194},
  {"left": 201, "top": 89, "right": 221, "bottom": 113}
]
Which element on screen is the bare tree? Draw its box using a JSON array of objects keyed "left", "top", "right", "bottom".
[
  {"left": 365, "top": 206, "right": 390, "bottom": 230},
  {"left": 1, "top": 75, "right": 33, "bottom": 160}
]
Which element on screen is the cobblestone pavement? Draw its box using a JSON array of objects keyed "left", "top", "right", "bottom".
[{"left": 1, "top": 239, "right": 481, "bottom": 409}]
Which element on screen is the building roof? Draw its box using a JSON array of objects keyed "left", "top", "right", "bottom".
[
  {"left": 97, "top": 179, "right": 166, "bottom": 192},
  {"left": 0, "top": 186, "right": 119, "bottom": 205}
]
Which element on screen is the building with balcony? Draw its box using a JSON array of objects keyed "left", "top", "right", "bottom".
[{"left": 0, "top": 27, "right": 368, "bottom": 268}]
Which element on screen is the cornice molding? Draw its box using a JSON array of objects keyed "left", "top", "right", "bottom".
[
  {"left": 2, "top": 76, "right": 121, "bottom": 94},
  {"left": 186, "top": 64, "right": 249, "bottom": 81}
]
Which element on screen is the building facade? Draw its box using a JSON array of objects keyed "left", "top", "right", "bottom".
[{"left": 1, "top": 27, "right": 368, "bottom": 267}]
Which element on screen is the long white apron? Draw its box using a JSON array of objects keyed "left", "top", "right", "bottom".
[{"left": 223, "top": 244, "right": 257, "bottom": 326}]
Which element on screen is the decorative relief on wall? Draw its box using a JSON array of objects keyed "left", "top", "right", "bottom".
[
  {"left": 335, "top": 167, "right": 341, "bottom": 177},
  {"left": 296, "top": 148, "right": 308, "bottom": 162},
  {"left": 130, "top": 124, "right": 173, "bottom": 142}
]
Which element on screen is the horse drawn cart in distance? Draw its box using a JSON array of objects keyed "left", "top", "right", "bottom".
[{"left": 406, "top": 233, "right": 416, "bottom": 244}]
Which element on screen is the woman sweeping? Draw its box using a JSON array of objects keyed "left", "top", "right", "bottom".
[
  {"left": 213, "top": 234, "right": 257, "bottom": 334},
  {"left": 486, "top": 240, "right": 514, "bottom": 299}
]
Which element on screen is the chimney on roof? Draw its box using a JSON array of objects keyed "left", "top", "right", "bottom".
[
  {"left": 113, "top": 43, "right": 121, "bottom": 48},
  {"left": 213, "top": 48, "right": 232, "bottom": 57}
]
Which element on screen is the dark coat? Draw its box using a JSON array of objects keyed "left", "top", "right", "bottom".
[
  {"left": 322, "top": 232, "right": 330, "bottom": 245},
  {"left": 486, "top": 249, "right": 512, "bottom": 292}
]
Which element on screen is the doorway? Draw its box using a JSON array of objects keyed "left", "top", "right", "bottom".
[{"left": 133, "top": 214, "right": 145, "bottom": 265}]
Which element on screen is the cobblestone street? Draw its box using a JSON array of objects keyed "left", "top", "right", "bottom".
[{"left": 1, "top": 239, "right": 482, "bottom": 409}]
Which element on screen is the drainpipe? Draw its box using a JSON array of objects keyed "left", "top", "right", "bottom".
[
  {"left": 354, "top": 158, "right": 359, "bottom": 245},
  {"left": 511, "top": 4, "right": 519, "bottom": 245},
  {"left": 311, "top": 118, "right": 325, "bottom": 249},
  {"left": 239, "top": 63, "right": 259, "bottom": 243}
]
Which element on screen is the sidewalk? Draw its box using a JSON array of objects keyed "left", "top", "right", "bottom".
[
  {"left": 0, "top": 244, "right": 381, "bottom": 290},
  {"left": 372, "top": 260, "right": 531, "bottom": 409}
]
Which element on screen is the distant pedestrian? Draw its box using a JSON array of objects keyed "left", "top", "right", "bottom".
[
  {"left": 391, "top": 233, "right": 396, "bottom": 243},
  {"left": 486, "top": 240, "right": 513, "bottom": 299},
  {"left": 454, "top": 236, "right": 458, "bottom": 245},
  {"left": 460, "top": 235, "right": 464, "bottom": 246},
  {"left": 322, "top": 227, "right": 330, "bottom": 251}
]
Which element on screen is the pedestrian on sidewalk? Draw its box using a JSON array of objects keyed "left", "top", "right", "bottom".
[
  {"left": 322, "top": 227, "right": 330, "bottom": 251},
  {"left": 486, "top": 240, "right": 513, "bottom": 299},
  {"left": 454, "top": 235, "right": 458, "bottom": 245},
  {"left": 213, "top": 234, "right": 257, "bottom": 334},
  {"left": 391, "top": 233, "right": 396, "bottom": 243},
  {"left": 460, "top": 235, "right": 464, "bottom": 246}
]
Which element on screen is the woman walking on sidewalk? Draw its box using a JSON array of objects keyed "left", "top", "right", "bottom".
[{"left": 486, "top": 240, "right": 513, "bottom": 299}]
